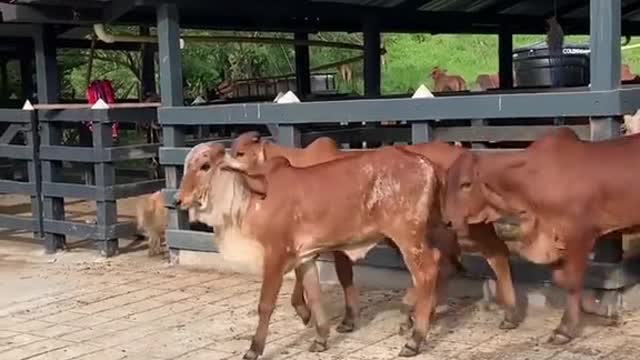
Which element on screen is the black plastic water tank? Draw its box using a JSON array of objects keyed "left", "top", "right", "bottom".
[{"left": 513, "top": 43, "right": 590, "bottom": 87}]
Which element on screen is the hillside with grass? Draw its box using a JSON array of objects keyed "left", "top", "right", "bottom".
[{"left": 381, "top": 33, "right": 640, "bottom": 94}]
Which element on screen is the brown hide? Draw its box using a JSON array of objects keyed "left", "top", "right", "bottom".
[
  {"left": 136, "top": 191, "right": 168, "bottom": 257},
  {"left": 442, "top": 127, "right": 640, "bottom": 343},
  {"left": 232, "top": 133, "right": 519, "bottom": 333},
  {"left": 178, "top": 143, "right": 443, "bottom": 357},
  {"left": 431, "top": 67, "right": 468, "bottom": 92},
  {"left": 475, "top": 74, "right": 500, "bottom": 90}
]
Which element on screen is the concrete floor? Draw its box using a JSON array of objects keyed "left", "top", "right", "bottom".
[{"left": 1, "top": 237, "right": 640, "bottom": 360}]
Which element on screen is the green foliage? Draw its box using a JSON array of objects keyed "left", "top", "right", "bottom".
[{"left": 8, "top": 28, "right": 640, "bottom": 103}]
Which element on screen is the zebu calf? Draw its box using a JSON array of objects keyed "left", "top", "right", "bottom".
[
  {"left": 442, "top": 127, "right": 640, "bottom": 344},
  {"left": 176, "top": 143, "right": 443, "bottom": 358},
  {"left": 231, "top": 131, "right": 363, "bottom": 333},
  {"left": 233, "top": 132, "right": 519, "bottom": 332}
]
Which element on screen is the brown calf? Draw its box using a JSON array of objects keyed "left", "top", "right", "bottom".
[
  {"left": 177, "top": 143, "right": 443, "bottom": 358},
  {"left": 136, "top": 190, "right": 198, "bottom": 256},
  {"left": 136, "top": 191, "right": 168, "bottom": 257},
  {"left": 431, "top": 67, "right": 468, "bottom": 92},
  {"left": 442, "top": 127, "right": 640, "bottom": 344},
  {"left": 232, "top": 133, "right": 520, "bottom": 332},
  {"left": 231, "top": 131, "right": 365, "bottom": 333}
]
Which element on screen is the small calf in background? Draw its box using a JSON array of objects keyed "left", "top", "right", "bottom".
[
  {"left": 623, "top": 109, "right": 640, "bottom": 135},
  {"left": 431, "top": 67, "right": 467, "bottom": 92},
  {"left": 136, "top": 191, "right": 167, "bottom": 257},
  {"left": 136, "top": 191, "right": 204, "bottom": 257}
]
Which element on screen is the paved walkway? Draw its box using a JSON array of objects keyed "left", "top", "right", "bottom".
[{"left": 1, "top": 238, "right": 639, "bottom": 360}]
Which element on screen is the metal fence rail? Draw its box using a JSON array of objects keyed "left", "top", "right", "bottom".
[
  {"left": 29, "top": 104, "right": 164, "bottom": 256},
  {"left": 0, "top": 108, "right": 42, "bottom": 236}
]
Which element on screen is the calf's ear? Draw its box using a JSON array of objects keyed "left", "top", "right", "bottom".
[
  {"left": 219, "top": 162, "right": 268, "bottom": 199},
  {"left": 238, "top": 173, "right": 268, "bottom": 199}
]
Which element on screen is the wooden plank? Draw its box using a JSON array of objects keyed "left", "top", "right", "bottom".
[
  {"left": 433, "top": 125, "right": 591, "bottom": 142},
  {"left": 30, "top": 102, "right": 160, "bottom": 110}
]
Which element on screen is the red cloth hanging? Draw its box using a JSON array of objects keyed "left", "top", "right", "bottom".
[{"left": 85, "top": 80, "right": 119, "bottom": 141}]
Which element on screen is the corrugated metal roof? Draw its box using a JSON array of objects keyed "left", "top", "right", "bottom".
[{"left": 3, "top": 0, "right": 640, "bottom": 34}]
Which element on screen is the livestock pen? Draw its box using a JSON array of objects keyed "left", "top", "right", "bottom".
[{"left": 1, "top": 0, "right": 640, "bottom": 318}]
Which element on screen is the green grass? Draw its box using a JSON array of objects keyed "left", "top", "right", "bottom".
[{"left": 380, "top": 34, "right": 640, "bottom": 94}]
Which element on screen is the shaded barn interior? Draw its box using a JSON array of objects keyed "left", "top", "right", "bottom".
[{"left": 0, "top": 0, "right": 639, "bottom": 301}]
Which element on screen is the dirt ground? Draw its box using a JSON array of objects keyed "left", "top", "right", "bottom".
[{"left": 1, "top": 236, "right": 640, "bottom": 360}]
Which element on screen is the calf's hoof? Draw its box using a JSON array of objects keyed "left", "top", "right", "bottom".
[
  {"left": 547, "top": 330, "right": 574, "bottom": 345},
  {"left": 499, "top": 307, "right": 521, "bottom": 330},
  {"left": 499, "top": 319, "right": 519, "bottom": 330},
  {"left": 242, "top": 350, "right": 259, "bottom": 360},
  {"left": 398, "top": 342, "right": 420, "bottom": 357},
  {"left": 308, "top": 339, "right": 328, "bottom": 353},
  {"left": 335, "top": 319, "right": 355, "bottom": 333}
]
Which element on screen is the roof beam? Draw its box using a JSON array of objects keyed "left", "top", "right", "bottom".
[
  {"left": 544, "top": 0, "right": 587, "bottom": 18},
  {"left": 103, "top": 0, "right": 148, "bottom": 23},
  {"left": 481, "top": 0, "right": 528, "bottom": 14},
  {"left": 622, "top": 0, "right": 640, "bottom": 17},
  {"left": 396, "top": 0, "right": 437, "bottom": 11},
  {"left": 0, "top": 3, "right": 102, "bottom": 24}
]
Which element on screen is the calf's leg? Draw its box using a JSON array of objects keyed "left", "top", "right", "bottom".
[
  {"left": 548, "top": 235, "right": 594, "bottom": 345},
  {"left": 244, "top": 259, "right": 285, "bottom": 360},
  {"left": 298, "top": 261, "right": 331, "bottom": 352},
  {"left": 291, "top": 276, "right": 311, "bottom": 326},
  {"left": 333, "top": 251, "right": 359, "bottom": 333},
  {"left": 392, "top": 233, "right": 440, "bottom": 357},
  {"left": 469, "top": 223, "right": 520, "bottom": 329},
  {"left": 147, "top": 232, "right": 162, "bottom": 257}
]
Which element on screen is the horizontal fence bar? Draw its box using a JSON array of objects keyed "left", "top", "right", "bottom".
[
  {"left": 167, "top": 229, "right": 215, "bottom": 252},
  {"left": 166, "top": 229, "right": 638, "bottom": 290},
  {"left": 158, "top": 89, "right": 632, "bottom": 125},
  {"left": 42, "top": 182, "right": 99, "bottom": 201},
  {"left": 43, "top": 180, "right": 165, "bottom": 202},
  {"left": 0, "top": 215, "right": 36, "bottom": 232},
  {"left": 37, "top": 108, "right": 157, "bottom": 124},
  {"left": 41, "top": 144, "right": 161, "bottom": 163},
  {"left": 0, "top": 179, "right": 36, "bottom": 195},
  {"left": 43, "top": 220, "right": 137, "bottom": 240},
  {"left": 433, "top": 125, "right": 591, "bottom": 142},
  {"left": 0, "top": 109, "right": 32, "bottom": 123},
  {"left": 112, "top": 179, "right": 165, "bottom": 199},
  {"left": 0, "top": 145, "right": 33, "bottom": 159},
  {"left": 159, "top": 148, "right": 189, "bottom": 166},
  {"left": 108, "top": 143, "right": 161, "bottom": 162},
  {"left": 302, "top": 127, "right": 410, "bottom": 145},
  {"left": 30, "top": 102, "right": 160, "bottom": 110}
]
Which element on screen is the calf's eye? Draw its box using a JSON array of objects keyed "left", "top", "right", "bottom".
[
  {"left": 460, "top": 181, "right": 472, "bottom": 190},
  {"left": 200, "top": 163, "right": 211, "bottom": 171},
  {"left": 236, "top": 152, "right": 245, "bottom": 157}
]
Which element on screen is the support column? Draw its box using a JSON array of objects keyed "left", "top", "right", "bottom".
[
  {"left": 34, "top": 24, "right": 65, "bottom": 253},
  {"left": 363, "top": 18, "right": 381, "bottom": 97},
  {"left": 0, "top": 59, "right": 7, "bottom": 101},
  {"left": 590, "top": 0, "right": 622, "bottom": 264},
  {"left": 498, "top": 27, "right": 513, "bottom": 89},
  {"left": 294, "top": 32, "right": 311, "bottom": 97},
  {"left": 157, "top": 4, "right": 188, "bottom": 241},
  {"left": 363, "top": 17, "right": 382, "bottom": 148},
  {"left": 20, "top": 51, "right": 33, "bottom": 101},
  {"left": 93, "top": 118, "right": 118, "bottom": 257},
  {"left": 140, "top": 26, "right": 156, "bottom": 97}
]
